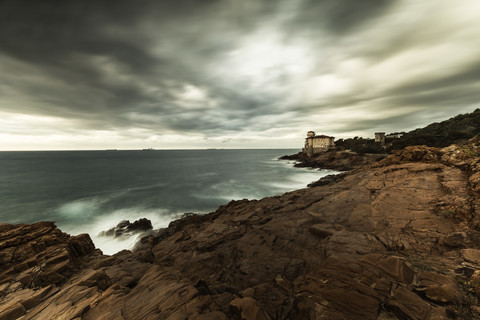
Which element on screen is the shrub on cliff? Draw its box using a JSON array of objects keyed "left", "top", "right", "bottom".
[
  {"left": 388, "top": 108, "right": 480, "bottom": 152},
  {"left": 335, "top": 137, "right": 385, "bottom": 154}
]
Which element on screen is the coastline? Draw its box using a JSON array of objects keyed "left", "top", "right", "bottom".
[
  {"left": 279, "top": 149, "right": 387, "bottom": 171},
  {"left": 0, "top": 149, "right": 332, "bottom": 255},
  {"left": 1, "top": 141, "right": 480, "bottom": 319}
]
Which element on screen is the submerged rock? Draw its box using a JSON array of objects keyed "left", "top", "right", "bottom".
[
  {"left": 98, "top": 218, "right": 153, "bottom": 238},
  {"left": 1, "top": 140, "right": 480, "bottom": 319}
]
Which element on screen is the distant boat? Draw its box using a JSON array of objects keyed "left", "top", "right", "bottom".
[
  {"left": 142, "top": 148, "right": 155, "bottom": 151},
  {"left": 106, "top": 149, "right": 117, "bottom": 151}
]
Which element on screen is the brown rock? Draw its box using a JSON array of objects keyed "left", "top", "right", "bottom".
[
  {"left": 282, "top": 150, "right": 386, "bottom": 171},
  {"left": 76, "top": 269, "right": 111, "bottom": 291},
  {"left": 388, "top": 145, "right": 441, "bottom": 163},
  {"left": 230, "top": 297, "right": 269, "bottom": 320},
  {"left": 462, "top": 248, "right": 480, "bottom": 265},
  {"left": 361, "top": 254, "right": 415, "bottom": 285},
  {"left": 444, "top": 232, "right": 467, "bottom": 248},
  {"left": 0, "top": 301, "right": 26, "bottom": 320},
  {"left": 386, "top": 286, "right": 431, "bottom": 320},
  {"left": 308, "top": 224, "right": 335, "bottom": 238},
  {"left": 415, "top": 272, "right": 462, "bottom": 304}
]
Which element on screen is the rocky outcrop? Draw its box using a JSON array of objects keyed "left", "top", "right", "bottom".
[
  {"left": 1, "top": 141, "right": 480, "bottom": 319},
  {"left": 0, "top": 222, "right": 99, "bottom": 319},
  {"left": 98, "top": 218, "right": 153, "bottom": 238},
  {"left": 280, "top": 150, "right": 386, "bottom": 171}
]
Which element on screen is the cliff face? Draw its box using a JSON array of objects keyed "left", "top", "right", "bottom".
[{"left": 1, "top": 141, "right": 480, "bottom": 319}]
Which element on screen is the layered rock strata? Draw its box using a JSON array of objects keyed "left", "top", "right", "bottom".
[{"left": 1, "top": 141, "right": 480, "bottom": 319}]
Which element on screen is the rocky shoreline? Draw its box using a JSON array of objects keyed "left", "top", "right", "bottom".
[
  {"left": 1, "top": 140, "right": 480, "bottom": 319},
  {"left": 279, "top": 149, "right": 387, "bottom": 171}
]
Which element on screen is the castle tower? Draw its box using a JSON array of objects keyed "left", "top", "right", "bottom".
[
  {"left": 375, "top": 132, "right": 385, "bottom": 146},
  {"left": 304, "top": 131, "right": 315, "bottom": 157}
]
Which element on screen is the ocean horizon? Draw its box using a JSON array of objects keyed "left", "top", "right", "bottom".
[{"left": 0, "top": 149, "right": 336, "bottom": 254}]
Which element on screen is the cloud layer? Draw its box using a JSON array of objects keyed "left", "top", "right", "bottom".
[{"left": 1, "top": 0, "right": 479, "bottom": 150}]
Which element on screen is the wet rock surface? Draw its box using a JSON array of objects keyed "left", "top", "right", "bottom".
[
  {"left": 1, "top": 141, "right": 480, "bottom": 319},
  {"left": 98, "top": 218, "right": 153, "bottom": 238}
]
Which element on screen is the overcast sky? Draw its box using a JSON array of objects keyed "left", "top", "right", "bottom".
[{"left": 1, "top": 0, "right": 480, "bottom": 150}]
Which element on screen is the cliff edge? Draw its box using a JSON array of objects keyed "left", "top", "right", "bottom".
[
  {"left": 280, "top": 150, "right": 386, "bottom": 171},
  {"left": 1, "top": 139, "right": 480, "bottom": 319}
]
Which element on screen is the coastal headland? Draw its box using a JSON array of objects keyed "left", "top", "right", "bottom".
[
  {"left": 280, "top": 149, "right": 386, "bottom": 171},
  {"left": 1, "top": 137, "right": 480, "bottom": 319}
]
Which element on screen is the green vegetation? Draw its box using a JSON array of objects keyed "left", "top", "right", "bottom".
[
  {"left": 335, "top": 137, "right": 385, "bottom": 154},
  {"left": 460, "top": 145, "right": 480, "bottom": 158},
  {"left": 329, "top": 109, "right": 480, "bottom": 155},
  {"left": 455, "top": 277, "right": 480, "bottom": 320},
  {"left": 387, "top": 108, "right": 480, "bottom": 152}
]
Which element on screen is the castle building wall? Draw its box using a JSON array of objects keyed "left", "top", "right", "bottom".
[{"left": 303, "top": 135, "right": 335, "bottom": 156}]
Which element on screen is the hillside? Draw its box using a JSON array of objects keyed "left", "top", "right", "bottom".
[
  {"left": 290, "top": 109, "right": 480, "bottom": 163},
  {"left": 388, "top": 108, "right": 480, "bottom": 151}
]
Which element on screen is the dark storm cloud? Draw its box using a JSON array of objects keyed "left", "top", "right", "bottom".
[
  {"left": 388, "top": 62, "right": 480, "bottom": 99},
  {"left": 1, "top": 0, "right": 480, "bottom": 148},
  {"left": 288, "top": 0, "right": 393, "bottom": 34}
]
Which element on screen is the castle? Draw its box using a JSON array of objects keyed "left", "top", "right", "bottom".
[
  {"left": 303, "top": 131, "right": 335, "bottom": 157},
  {"left": 375, "top": 132, "right": 403, "bottom": 146},
  {"left": 302, "top": 131, "right": 403, "bottom": 157}
]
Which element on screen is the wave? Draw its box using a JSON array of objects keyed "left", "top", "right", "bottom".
[
  {"left": 56, "top": 199, "right": 179, "bottom": 255},
  {"left": 263, "top": 168, "right": 338, "bottom": 190}
]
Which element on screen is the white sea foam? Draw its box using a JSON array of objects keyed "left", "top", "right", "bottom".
[
  {"left": 55, "top": 198, "right": 101, "bottom": 219},
  {"left": 59, "top": 204, "right": 178, "bottom": 255},
  {"left": 194, "top": 172, "right": 217, "bottom": 177},
  {"left": 193, "top": 191, "right": 259, "bottom": 202},
  {"left": 197, "top": 180, "right": 263, "bottom": 201},
  {"left": 263, "top": 169, "right": 339, "bottom": 191}
]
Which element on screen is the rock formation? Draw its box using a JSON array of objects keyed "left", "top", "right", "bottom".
[
  {"left": 98, "top": 218, "right": 153, "bottom": 238},
  {"left": 280, "top": 150, "right": 386, "bottom": 171},
  {"left": 1, "top": 140, "right": 480, "bottom": 319}
]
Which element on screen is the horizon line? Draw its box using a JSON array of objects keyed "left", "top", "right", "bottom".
[{"left": 0, "top": 147, "right": 303, "bottom": 152}]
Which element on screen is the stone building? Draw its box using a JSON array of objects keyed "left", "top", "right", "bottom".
[
  {"left": 303, "top": 131, "right": 335, "bottom": 157},
  {"left": 386, "top": 133, "right": 403, "bottom": 139},
  {"left": 375, "top": 132, "right": 386, "bottom": 146}
]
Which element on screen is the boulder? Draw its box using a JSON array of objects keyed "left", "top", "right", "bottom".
[
  {"left": 98, "top": 218, "right": 153, "bottom": 238},
  {"left": 415, "top": 272, "right": 462, "bottom": 304}
]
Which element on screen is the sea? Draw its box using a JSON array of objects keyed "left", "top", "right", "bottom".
[{"left": 0, "top": 149, "right": 336, "bottom": 254}]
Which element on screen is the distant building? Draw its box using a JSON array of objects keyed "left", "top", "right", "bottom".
[
  {"left": 386, "top": 133, "right": 403, "bottom": 139},
  {"left": 303, "top": 131, "right": 335, "bottom": 157},
  {"left": 375, "top": 132, "right": 385, "bottom": 145}
]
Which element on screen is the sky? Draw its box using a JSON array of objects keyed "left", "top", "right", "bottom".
[{"left": 1, "top": 0, "right": 480, "bottom": 150}]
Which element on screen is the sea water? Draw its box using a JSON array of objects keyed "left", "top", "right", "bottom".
[{"left": 0, "top": 149, "right": 336, "bottom": 254}]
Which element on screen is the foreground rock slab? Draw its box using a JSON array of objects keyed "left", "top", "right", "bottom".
[{"left": 1, "top": 141, "right": 480, "bottom": 319}]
